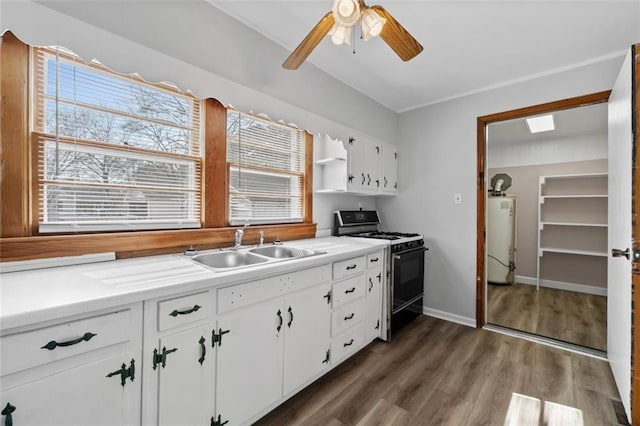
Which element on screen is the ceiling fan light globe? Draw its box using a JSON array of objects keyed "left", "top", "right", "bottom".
[
  {"left": 332, "top": 0, "right": 360, "bottom": 26},
  {"left": 361, "top": 8, "right": 386, "bottom": 40},
  {"left": 329, "top": 24, "right": 351, "bottom": 45}
]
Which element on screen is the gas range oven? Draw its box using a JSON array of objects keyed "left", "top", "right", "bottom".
[{"left": 333, "top": 211, "right": 427, "bottom": 340}]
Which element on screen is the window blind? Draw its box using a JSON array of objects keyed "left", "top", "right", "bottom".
[
  {"left": 226, "top": 110, "right": 305, "bottom": 225},
  {"left": 33, "top": 47, "right": 202, "bottom": 233}
]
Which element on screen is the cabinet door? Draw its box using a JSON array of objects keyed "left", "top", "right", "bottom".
[
  {"left": 382, "top": 144, "right": 398, "bottom": 193},
  {"left": 366, "top": 142, "right": 382, "bottom": 191},
  {"left": 347, "top": 136, "right": 368, "bottom": 192},
  {"left": 283, "top": 283, "right": 331, "bottom": 396},
  {"left": 216, "top": 300, "right": 283, "bottom": 425},
  {"left": 365, "top": 265, "right": 383, "bottom": 342},
  {"left": 154, "top": 325, "right": 214, "bottom": 426},
  {"left": 1, "top": 353, "right": 140, "bottom": 426}
]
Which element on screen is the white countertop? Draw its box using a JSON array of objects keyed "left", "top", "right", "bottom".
[{"left": 0, "top": 237, "right": 387, "bottom": 333}]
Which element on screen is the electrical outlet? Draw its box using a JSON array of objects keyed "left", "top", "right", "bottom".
[{"left": 454, "top": 193, "right": 462, "bottom": 204}]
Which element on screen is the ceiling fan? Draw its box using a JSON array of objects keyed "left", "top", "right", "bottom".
[{"left": 282, "top": 0, "right": 423, "bottom": 70}]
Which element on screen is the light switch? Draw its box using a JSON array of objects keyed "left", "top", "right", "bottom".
[{"left": 454, "top": 193, "right": 462, "bottom": 204}]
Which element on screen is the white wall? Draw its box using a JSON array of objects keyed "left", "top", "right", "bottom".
[
  {"left": 378, "top": 57, "right": 625, "bottom": 325},
  {"left": 1, "top": 0, "right": 395, "bottom": 232}
]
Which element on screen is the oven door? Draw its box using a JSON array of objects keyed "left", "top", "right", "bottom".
[{"left": 392, "top": 246, "right": 427, "bottom": 313}]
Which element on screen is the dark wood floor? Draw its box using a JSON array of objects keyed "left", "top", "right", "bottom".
[
  {"left": 488, "top": 283, "right": 607, "bottom": 351},
  {"left": 256, "top": 316, "right": 622, "bottom": 425}
]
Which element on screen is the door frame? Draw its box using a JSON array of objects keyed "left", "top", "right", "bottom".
[{"left": 476, "top": 91, "right": 611, "bottom": 329}]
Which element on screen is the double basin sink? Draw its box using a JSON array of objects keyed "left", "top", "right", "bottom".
[{"left": 188, "top": 245, "right": 325, "bottom": 271}]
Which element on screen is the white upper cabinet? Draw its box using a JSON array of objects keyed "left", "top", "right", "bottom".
[{"left": 315, "top": 133, "right": 398, "bottom": 196}]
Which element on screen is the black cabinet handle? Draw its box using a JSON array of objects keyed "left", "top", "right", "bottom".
[
  {"left": 375, "top": 319, "right": 380, "bottom": 330},
  {"left": 367, "top": 174, "right": 371, "bottom": 185},
  {"left": 276, "top": 309, "right": 283, "bottom": 332},
  {"left": 41, "top": 332, "right": 97, "bottom": 351},
  {"left": 2, "top": 403, "right": 15, "bottom": 426},
  {"left": 153, "top": 347, "right": 177, "bottom": 370},
  {"left": 346, "top": 264, "right": 357, "bottom": 270},
  {"left": 345, "top": 287, "right": 356, "bottom": 294},
  {"left": 394, "top": 182, "right": 398, "bottom": 189},
  {"left": 361, "top": 173, "right": 366, "bottom": 185},
  {"left": 343, "top": 339, "right": 354, "bottom": 347},
  {"left": 375, "top": 146, "right": 380, "bottom": 154},
  {"left": 287, "top": 306, "right": 294, "bottom": 328},
  {"left": 322, "top": 349, "right": 330, "bottom": 364},
  {"left": 169, "top": 304, "right": 201, "bottom": 317},
  {"left": 344, "top": 313, "right": 355, "bottom": 321},
  {"left": 106, "top": 359, "right": 135, "bottom": 387},
  {"left": 369, "top": 278, "right": 373, "bottom": 292},
  {"left": 211, "top": 414, "right": 229, "bottom": 426},
  {"left": 323, "top": 291, "right": 331, "bottom": 304},
  {"left": 198, "top": 336, "right": 206, "bottom": 365},
  {"left": 384, "top": 177, "right": 388, "bottom": 187},
  {"left": 376, "top": 179, "right": 380, "bottom": 187},
  {"left": 370, "top": 257, "right": 379, "bottom": 263}
]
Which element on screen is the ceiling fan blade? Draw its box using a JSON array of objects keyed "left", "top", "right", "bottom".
[
  {"left": 370, "top": 5, "right": 423, "bottom": 62},
  {"left": 283, "top": 11, "right": 335, "bottom": 70}
]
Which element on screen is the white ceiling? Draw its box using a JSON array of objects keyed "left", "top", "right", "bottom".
[
  {"left": 210, "top": 0, "right": 639, "bottom": 112},
  {"left": 488, "top": 102, "right": 608, "bottom": 146}
]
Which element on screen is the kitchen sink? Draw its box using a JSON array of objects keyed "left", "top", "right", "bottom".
[
  {"left": 191, "top": 251, "right": 268, "bottom": 269},
  {"left": 248, "top": 246, "right": 317, "bottom": 259}
]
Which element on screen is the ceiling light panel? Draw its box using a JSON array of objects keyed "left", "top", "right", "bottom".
[{"left": 526, "top": 114, "right": 555, "bottom": 133}]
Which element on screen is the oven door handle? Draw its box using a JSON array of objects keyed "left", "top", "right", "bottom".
[{"left": 393, "top": 246, "right": 428, "bottom": 259}]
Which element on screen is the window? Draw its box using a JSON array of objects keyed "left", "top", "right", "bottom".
[
  {"left": 226, "top": 110, "right": 305, "bottom": 225},
  {"left": 33, "top": 47, "right": 202, "bottom": 232}
]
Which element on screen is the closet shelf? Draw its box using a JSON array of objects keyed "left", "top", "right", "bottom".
[
  {"left": 540, "top": 221, "right": 607, "bottom": 228},
  {"left": 315, "top": 157, "right": 346, "bottom": 165},
  {"left": 541, "top": 194, "right": 607, "bottom": 199},
  {"left": 539, "top": 247, "right": 608, "bottom": 257}
]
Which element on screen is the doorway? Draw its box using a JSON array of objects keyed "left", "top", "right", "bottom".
[{"left": 484, "top": 102, "right": 609, "bottom": 351}]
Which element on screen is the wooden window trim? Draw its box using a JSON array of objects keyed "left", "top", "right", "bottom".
[{"left": 0, "top": 32, "right": 316, "bottom": 262}]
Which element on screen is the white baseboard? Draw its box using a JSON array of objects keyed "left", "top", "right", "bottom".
[
  {"left": 515, "top": 275, "right": 607, "bottom": 297},
  {"left": 423, "top": 307, "right": 476, "bottom": 328}
]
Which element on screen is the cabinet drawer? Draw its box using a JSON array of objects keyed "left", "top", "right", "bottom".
[
  {"left": 1, "top": 307, "right": 135, "bottom": 377},
  {"left": 332, "top": 256, "right": 365, "bottom": 280},
  {"left": 331, "top": 324, "right": 365, "bottom": 366},
  {"left": 332, "top": 275, "right": 365, "bottom": 309},
  {"left": 157, "top": 291, "right": 211, "bottom": 331},
  {"left": 331, "top": 298, "right": 365, "bottom": 336},
  {"left": 366, "top": 251, "right": 384, "bottom": 269}
]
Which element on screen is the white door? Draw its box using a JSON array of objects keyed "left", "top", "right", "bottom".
[
  {"left": 282, "top": 283, "right": 331, "bottom": 396},
  {"left": 382, "top": 144, "right": 398, "bottom": 193},
  {"left": 365, "top": 265, "right": 383, "bottom": 341},
  {"left": 215, "top": 300, "right": 283, "bottom": 425},
  {"left": 607, "top": 48, "right": 633, "bottom": 418},
  {"left": 156, "top": 326, "right": 215, "bottom": 426},
  {"left": 348, "top": 136, "right": 369, "bottom": 192}
]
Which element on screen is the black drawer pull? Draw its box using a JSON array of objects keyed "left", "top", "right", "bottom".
[
  {"left": 276, "top": 309, "right": 283, "bottom": 332},
  {"left": 198, "top": 336, "right": 206, "bottom": 365},
  {"left": 169, "top": 304, "right": 201, "bottom": 317},
  {"left": 361, "top": 173, "right": 366, "bottom": 185},
  {"left": 2, "top": 403, "right": 15, "bottom": 426},
  {"left": 41, "top": 332, "right": 97, "bottom": 351},
  {"left": 346, "top": 264, "right": 357, "bottom": 270},
  {"left": 344, "top": 313, "right": 355, "bottom": 321},
  {"left": 106, "top": 359, "right": 135, "bottom": 387},
  {"left": 345, "top": 287, "right": 356, "bottom": 294},
  {"left": 343, "top": 339, "right": 354, "bottom": 347},
  {"left": 370, "top": 257, "right": 379, "bottom": 263},
  {"left": 287, "top": 306, "right": 294, "bottom": 328}
]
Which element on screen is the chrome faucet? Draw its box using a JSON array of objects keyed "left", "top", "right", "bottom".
[
  {"left": 234, "top": 222, "right": 249, "bottom": 248},
  {"left": 234, "top": 228, "right": 244, "bottom": 248}
]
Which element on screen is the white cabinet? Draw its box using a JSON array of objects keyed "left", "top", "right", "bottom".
[
  {"left": 214, "top": 266, "right": 332, "bottom": 425},
  {"left": 215, "top": 299, "right": 283, "bottom": 426},
  {"left": 365, "top": 251, "right": 384, "bottom": 341},
  {"left": 315, "top": 133, "right": 398, "bottom": 195},
  {"left": 0, "top": 305, "right": 142, "bottom": 426},
  {"left": 142, "top": 291, "right": 215, "bottom": 426},
  {"left": 536, "top": 173, "right": 608, "bottom": 291}
]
